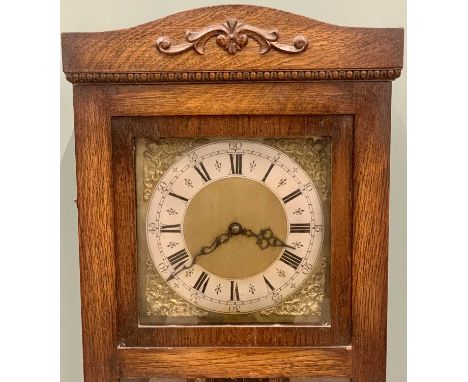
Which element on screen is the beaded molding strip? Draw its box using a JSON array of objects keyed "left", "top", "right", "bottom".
[{"left": 65, "top": 68, "right": 401, "bottom": 83}]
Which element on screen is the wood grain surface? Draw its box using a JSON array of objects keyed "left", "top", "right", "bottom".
[
  {"left": 108, "top": 82, "right": 356, "bottom": 116},
  {"left": 351, "top": 82, "right": 392, "bottom": 381},
  {"left": 61, "top": 5, "right": 403, "bottom": 82},
  {"left": 118, "top": 347, "right": 352, "bottom": 379},
  {"left": 73, "top": 86, "right": 118, "bottom": 381}
]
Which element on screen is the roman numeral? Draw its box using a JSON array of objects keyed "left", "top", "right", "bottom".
[
  {"left": 230, "top": 154, "right": 243, "bottom": 175},
  {"left": 230, "top": 281, "right": 240, "bottom": 300},
  {"left": 160, "top": 223, "right": 181, "bottom": 233},
  {"left": 194, "top": 162, "right": 211, "bottom": 182},
  {"left": 193, "top": 271, "right": 210, "bottom": 293},
  {"left": 290, "top": 223, "right": 310, "bottom": 233},
  {"left": 282, "top": 189, "right": 302, "bottom": 204},
  {"left": 262, "top": 163, "right": 274, "bottom": 182},
  {"left": 168, "top": 192, "right": 189, "bottom": 202},
  {"left": 279, "top": 250, "right": 303, "bottom": 270},
  {"left": 167, "top": 249, "right": 189, "bottom": 270},
  {"left": 263, "top": 276, "right": 275, "bottom": 291}
]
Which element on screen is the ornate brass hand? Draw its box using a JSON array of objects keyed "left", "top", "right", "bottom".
[
  {"left": 238, "top": 225, "right": 295, "bottom": 250},
  {"left": 166, "top": 222, "right": 293, "bottom": 281},
  {"left": 166, "top": 226, "right": 234, "bottom": 281}
]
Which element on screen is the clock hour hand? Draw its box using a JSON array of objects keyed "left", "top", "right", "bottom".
[{"left": 166, "top": 229, "right": 233, "bottom": 281}]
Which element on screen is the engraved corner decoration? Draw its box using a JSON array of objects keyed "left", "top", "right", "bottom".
[
  {"left": 143, "top": 138, "right": 209, "bottom": 201},
  {"left": 145, "top": 257, "right": 208, "bottom": 317},
  {"left": 264, "top": 137, "right": 330, "bottom": 201},
  {"left": 260, "top": 254, "right": 327, "bottom": 316},
  {"left": 156, "top": 17, "right": 308, "bottom": 55}
]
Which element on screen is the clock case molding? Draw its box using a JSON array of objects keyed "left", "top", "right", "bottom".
[{"left": 61, "top": 5, "right": 404, "bottom": 382}]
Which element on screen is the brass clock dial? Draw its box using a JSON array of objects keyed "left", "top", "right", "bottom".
[{"left": 146, "top": 140, "right": 324, "bottom": 313}]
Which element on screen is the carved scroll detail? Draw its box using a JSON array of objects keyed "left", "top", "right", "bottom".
[{"left": 156, "top": 17, "right": 308, "bottom": 55}]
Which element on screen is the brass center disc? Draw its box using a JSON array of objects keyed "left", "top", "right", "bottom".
[{"left": 183, "top": 177, "right": 287, "bottom": 279}]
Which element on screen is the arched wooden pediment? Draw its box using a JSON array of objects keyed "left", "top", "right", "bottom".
[{"left": 62, "top": 5, "right": 403, "bottom": 83}]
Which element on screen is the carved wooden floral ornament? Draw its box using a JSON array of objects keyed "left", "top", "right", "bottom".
[{"left": 156, "top": 17, "right": 308, "bottom": 55}]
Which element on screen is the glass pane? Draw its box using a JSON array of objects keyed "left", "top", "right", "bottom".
[{"left": 135, "top": 137, "right": 331, "bottom": 325}]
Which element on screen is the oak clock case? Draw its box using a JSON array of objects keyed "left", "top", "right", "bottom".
[
  {"left": 62, "top": 4, "right": 403, "bottom": 381},
  {"left": 136, "top": 137, "right": 331, "bottom": 325}
]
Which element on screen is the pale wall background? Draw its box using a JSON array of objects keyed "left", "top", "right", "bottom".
[{"left": 60, "top": 1, "right": 406, "bottom": 381}]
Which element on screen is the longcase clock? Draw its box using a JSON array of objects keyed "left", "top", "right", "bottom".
[{"left": 61, "top": 5, "right": 404, "bottom": 382}]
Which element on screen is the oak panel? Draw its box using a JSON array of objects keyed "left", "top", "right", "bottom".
[
  {"left": 118, "top": 347, "right": 352, "bottom": 379},
  {"left": 351, "top": 82, "right": 392, "bottom": 382},
  {"left": 108, "top": 83, "right": 356, "bottom": 116},
  {"left": 62, "top": 5, "right": 403, "bottom": 75},
  {"left": 73, "top": 86, "right": 117, "bottom": 381}
]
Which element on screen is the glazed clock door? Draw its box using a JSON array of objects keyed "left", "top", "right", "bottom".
[{"left": 112, "top": 114, "right": 352, "bottom": 344}]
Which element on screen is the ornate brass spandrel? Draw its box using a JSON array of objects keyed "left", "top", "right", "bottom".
[
  {"left": 145, "top": 257, "right": 208, "bottom": 317},
  {"left": 143, "top": 138, "right": 209, "bottom": 201},
  {"left": 264, "top": 137, "right": 330, "bottom": 201},
  {"left": 260, "top": 255, "right": 327, "bottom": 317},
  {"left": 156, "top": 17, "right": 308, "bottom": 56}
]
